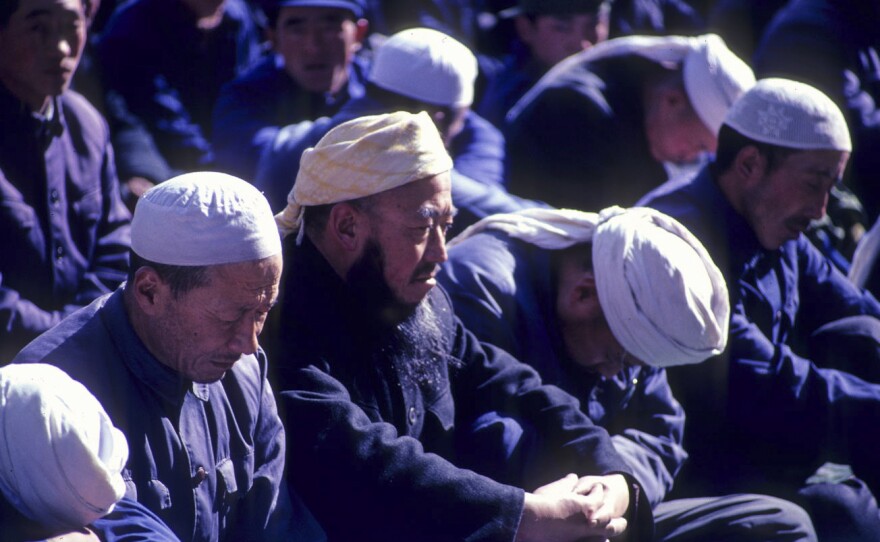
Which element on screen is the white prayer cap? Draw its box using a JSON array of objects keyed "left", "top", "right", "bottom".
[
  {"left": 132, "top": 171, "right": 282, "bottom": 266},
  {"left": 368, "top": 27, "right": 478, "bottom": 107},
  {"left": 449, "top": 206, "right": 729, "bottom": 367},
  {"left": 0, "top": 364, "right": 128, "bottom": 530},
  {"left": 276, "top": 111, "right": 453, "bottom": 239},
  {"left": 723, "top": 78, "right": 851, "bottom": 151},
  {"left": 683, "top": 34, "right": 755, "bottom": 135}
]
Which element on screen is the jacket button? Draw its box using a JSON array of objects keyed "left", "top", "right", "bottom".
[
  {"left": 55, "top": 246, "right": 64, "bottom": 259},
  {"left": 408, "top": 406, "right": 417, "bottom": 425},
  {"left": 50, "top": 189, "right": 60, "bottom": 204},
  {"left": 193, "top": 466, "right": 207, "bottom": 486}
]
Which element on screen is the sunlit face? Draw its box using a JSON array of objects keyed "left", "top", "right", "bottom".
[
  {"left": 644, "top": 97, "right": 717, "bottom": 164},
  {"left": 739, "top": 149, "right": 849, "bottom": 250},
  {"left": 269, "top": 6, "right": 364, "bottom": 94},
  {"left": 517, "top": 11, "right": 608, "bottom": 69},
  {"left": 0, "top": 0, "right": 85, "bottom": 111},
  {"left": 360, "top": 174, "right": 455, "bottom": 307},
  {"left": 151, "top": 255, "right": 282, "bottom": 383}
]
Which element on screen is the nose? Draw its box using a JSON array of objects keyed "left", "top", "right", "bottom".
[
  {"left": 808, "top": 192, "right": 829, "bottom": 220},
  {"left": 425, "top": 228, "right": 448, "bottom": 264},
  {"left": 228, "top": 316, "right": 260, "bottom": 356}
]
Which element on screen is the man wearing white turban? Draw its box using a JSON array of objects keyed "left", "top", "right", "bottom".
[
  {"left": 0, "top": 363, "right": 179, "bottom": 542},
  {"left": 505, "top": 33, "right": 754, "bottom": 213},
  {"left": 14, "top": 172, "right": 324, "bottom": 542},
  {"left": 439, "top": 206, "right": 817, "bottom": 541},
  {"left": 273, "top": 110, "right": 655, "bottom": 542},
  {"left": 640, "top": 78, "right": 880, "bottom": 541}
]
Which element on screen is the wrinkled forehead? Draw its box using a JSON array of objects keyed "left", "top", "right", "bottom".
[{"left": 372, "top": 174, "right": 455, "bottom": 215}]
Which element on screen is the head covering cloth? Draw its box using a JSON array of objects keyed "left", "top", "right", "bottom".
[
  {"left": 368, "top": 27, "right": 478, "bottom": 107},
  {"left": 723, "top": 77, "right": 852, "bottom": 151},
  {"left": 0, "top": 364, "right": 128, "bottom": 530},
  {"left": 275, "top": 111, "right": 453, "bottom": 241},
  {"left": 507, "top": 33, "right": 755, "bottom": 135},
  {"left": 449, "top": 207, "right": 730, "bottom": 367},
  {"left": 131, "top": 171, "right": 282, "bottom": 266}
]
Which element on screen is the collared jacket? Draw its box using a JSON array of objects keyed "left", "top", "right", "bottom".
[
  {"left": 438, "top": 231, "right": 688, "bottom": 507},
  {"left": 639, "top": 165, "right": 880, "bottom": 493},
  {"left": 275, "top": 236, "right": 652, "bottom": 542},
  {"left": 96, "top": 0, "right": 263, "bottom": 179},
  {"left": 13, "top": 289, "right": 323, "bottom": 542},
  {"left": 212, "top": 53, "right": 369, "bottom": 180},
  {"left": 0, "top": 85, "right": 130, "bottom": 362}
]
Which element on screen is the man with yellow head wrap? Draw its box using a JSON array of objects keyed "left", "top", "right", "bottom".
[{"left": 273, "top": 111, "right": 654, "bottom": 542}]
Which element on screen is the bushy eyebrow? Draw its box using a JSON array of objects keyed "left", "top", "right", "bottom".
[{"left": 417, "top": 205, "right": 458, "bottom": 220}]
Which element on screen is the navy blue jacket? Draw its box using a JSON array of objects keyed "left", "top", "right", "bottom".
[
  {"left": 438, "top": 230, "right": 688, "bottom": 506},
  {"left": 0, "top": 85, "right": 130, "bottom": 362},
  {"left": 96, "top": 0, "right": 263, "bottom": 179},
  {"left": 504, "top": 55, "right": 668, "bottom": 212},
  {"left": 275, "top": 236, "right": 652, "bottom": 541},
  {"left": 639, "top": 166, "right": 880, "bottom": 494},
  {"left": 13, "top": 289, "right": 324, "bottom": 542},
  {"left": 212, "top": 53, "right": 369, "bottom": 180}
]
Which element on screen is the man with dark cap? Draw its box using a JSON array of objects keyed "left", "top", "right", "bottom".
[
  {"left": 505, "top": 33, "right": 753, "bottom": 212},
  {"left": 0, "top": 0, "right": 131, "bottom": 362},
  {"left": 640, "top": 78, "right": 880, "bottom": 541},
  {"left": 274, "top": 110, "right": 653, "bottom": 542},
  {"left": 212, "top": 0, "right": 369, "bottom": 180},
  {"left": 478, "top": 0, "right": 611, "bottom": 128},
  {"left": 14, "top": 172, "right": 323, "bottom": 542}
]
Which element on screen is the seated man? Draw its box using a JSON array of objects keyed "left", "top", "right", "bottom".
[
  {"left": 0, "top": 363, "right": 178, "bottom": 542},
  {"left": 439, "top": 206, "right": 816, "bottom": 541},
  {"left": 639, "top": 78, "right": 880, "bottom": 541},
  {"left": 478, "top": 0, "right": 611, "bottom": 128},
  {"left": 256, "top": 27, "right": 528, "bottom": 234},
  {"left": 0, "top": 0, "right": 131, "bottom": 361},
  {"left": 505, "top": 33, "right": 753, "bottom": 211},
  {"left": 212, "top": 0, "right": 369, "bottom": 180},
  {"left": 273, "top": 111, "right": 653, "bottom": 541},
  {"left": 14, "top": 173, "right": 323, "bottom": 542}
]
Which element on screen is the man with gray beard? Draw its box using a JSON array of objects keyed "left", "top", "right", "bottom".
[{"left": 272, "top": 111, "right": 653, "bottom": 542}]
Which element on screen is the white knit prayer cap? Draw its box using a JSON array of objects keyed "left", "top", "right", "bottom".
[
  {"left": 0, "top": 364, "right": 128, "bottom": 530},
  {"left": 507, "top": 33, "right": 754, "bottom": 133},
  {"left": 368, "top": 27, "right": 478, "bottom": 107},
  {"left": 449, "top": 206, "right": 729, "bottom": 367},
  {"left": 723, "top": 78, "right": 852, "bottom": 151},
  {"left": 276, "top": 111, "right": 453, "bottom": 239},
  {"left": 132, "top": 171, "right": 282, "bottom": 266}
]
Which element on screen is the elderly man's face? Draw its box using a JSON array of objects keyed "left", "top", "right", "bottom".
[
  {"left": 0, "top": 0, "right": 85, "bottom": 111},
  {"left": 739, "top": 149, "right": 849, "bottom": 250},
  {"left": 151, "top": 255, "right": 282, "bottom": 383},
  {"left": 269, "top": 6, "right": 365, "bottom": 95},
  {"left": 355, "top": 174, "right": 455, "bottom": 308}
]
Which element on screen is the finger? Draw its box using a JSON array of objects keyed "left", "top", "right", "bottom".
[
  {"left": 583, "top": 516, "right": 628, "bottom": 538},
  {"left": 534, "top": 473, "right": 579, "bottom": 495}
]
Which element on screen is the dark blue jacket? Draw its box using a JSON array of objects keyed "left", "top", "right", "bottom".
[
  {"left": 504, "top": 55, "right": 668, "bottom": 212},
  {"left": 639, "top": 166, "right": 880, "bottom": 495},
  {"left": 212, "top": 53, "right": 369, "bottom": 180},
  {"left": 253, "top": 93, "right": 532, "bottom": 233},
  {"left": 275, "top": 236, "right": 652, "bottom": 541},
  {"left": 438, "top": 230, "right": 688, "bottom": 506},
  {"left": 0, "top": 85, "right": 130, "bottom": 362},
  {"left": 13, "top": 289, "right": 323, "bottom": 542},
  {"left": 96, "top": 0, "right": 263, "bottom": 179}
]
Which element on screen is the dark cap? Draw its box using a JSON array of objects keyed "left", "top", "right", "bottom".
[
  {"left": 499, "top": 0, "right": 607, "bottom": 18},
  {"left": 268, "top": 0, "right": 365, "bottom": 18}
]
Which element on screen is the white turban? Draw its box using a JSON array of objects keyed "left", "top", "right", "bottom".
[
  {"left": 507, "top": 33, "right": 755, "bottom": 135},
  {"left": 449, "top": 207, "right": 730, "bottom": 367},
  {"left": 0, "top": 364, "right": 128, "bottom": 530},
  {"left": 275, "top": 111, "right": 453, "bottom": 240},
  {"left": 723, "top": 78, "right": 852, "bottom": 151},
  {"left": 132, "top": 171, "right": 282, "bottom": 266},
  {"left": 368, "top": 27, "right": 478, "bottom": 107}
]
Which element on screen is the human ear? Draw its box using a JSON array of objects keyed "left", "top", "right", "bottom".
[
  {"left": 352, "top": 18, "right": 369, "bottom": 51},
  {"left": 130, "top": 267, "right": 169, "bottom": 316},
  {"left": 328, "top": 202, "right": 364, "bottom": 252},
  {"left": 734, "top": 145, "right": 767, "bottom": 183},
  {"left": 514, "top": 15, "right": 536, "bottom": 45}
]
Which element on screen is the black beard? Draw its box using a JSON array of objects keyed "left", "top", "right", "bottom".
[{"left": 346, "top": 238, "right": 417, "bottom": 327}]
